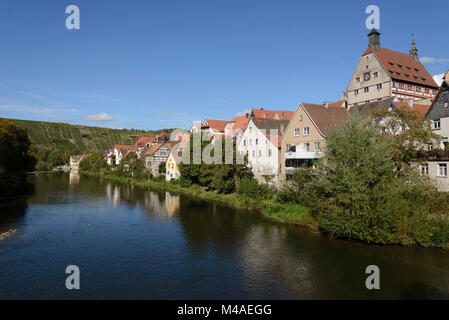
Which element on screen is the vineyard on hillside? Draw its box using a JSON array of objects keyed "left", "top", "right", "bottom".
[{"left": 4, "top": 118, "right": 174, "bottom": 153}]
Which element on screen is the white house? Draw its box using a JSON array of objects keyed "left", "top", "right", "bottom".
[{"left": 237, "top": 118, "right": 288, "bottom": 186}]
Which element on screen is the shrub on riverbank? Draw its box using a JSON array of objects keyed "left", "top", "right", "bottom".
[
  {"left": 0, "top": 119, "right": 36, "bottom": 196},
  {"left": 289, "top": 116, "right": 449, "bottom": 246}
]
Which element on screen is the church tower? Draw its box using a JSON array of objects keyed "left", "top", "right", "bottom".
[
  {"left": 368, "top": 28, "right": 380, "bottom": 50},
  {"left": 409, "top": 33, "right": 420, "bottom": 63}
]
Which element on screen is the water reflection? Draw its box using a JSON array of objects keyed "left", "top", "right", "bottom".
[
  {"left": 101, "top": 179, "right": 180, "bottom": 219},
  {"left": 2, "top": 174, "right": 449, "bottom": 299},
  {"left": 69, "top": 170, "right": 80, "bottom": 186}
]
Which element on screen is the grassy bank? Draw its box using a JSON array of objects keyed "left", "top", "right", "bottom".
[{"left": 81, "top": 171, "right": 317, "bottom": 229}]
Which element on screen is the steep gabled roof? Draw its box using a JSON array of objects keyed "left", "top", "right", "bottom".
[
  {"left": 362, "top": 46, "right": 438, "bottom": 88},
  {"left": 426, "top": 72, "right": 449, "bottom": 119},
  {"left": 302, "top": 103, "right": 349, "bottom": 137},
  {"left": 203, "top": 119, "right": 227, "bottom": 132},
  {"left": 228, "top": 114, "right": 250, "bottom": 133},
  {"left": 114, "top": 144, "right": 137, "bottom": 154},
  {"left": 250, "top": 109, "right": 294, "bottom": 120},
  {"left": 134, "top": 136, "right": 156, "bottom": 147},
  {"left": 144, "top": 142, "right": 171, "bottom": 156}
]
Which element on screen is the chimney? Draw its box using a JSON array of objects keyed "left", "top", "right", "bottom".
[
  {"left": 409, "top": 33, "right": 420, "bottom": 63},
  {"left": 368, "top": 28, "right": 380, "bottom": 50},
  {"left": 245, "top": 113, "right": 249, "bottom": 118}
]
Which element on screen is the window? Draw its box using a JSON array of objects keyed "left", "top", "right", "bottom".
[
  {"left": 243, "top": 140, "right": 246, "bottom": 146},
  {"left": 303, "top": 127, "right": 310, "bottom": 136},
  {"left": 249, "top": 139, "right": 252, "bottom": 145},
  {"left": 294, "top": 128, "right": 300, "bottom": 136},
  {"left": 354, "top": 89, "right": 359, "bottom": 95},
  {"left": 305, "top": 143, "right": 310, "bottom": 152},
  {"left": 256, "top": 139, "right": 258, "bottom": 145},
  {"left": 356, "top": 77, "right": 360, "bottom": 83},
  {"left": 425, "top": 88, "right": 430, "bottom": 94},
  {"left": 377, "top": 83, "right": 382, "bottom": 90},
  {"left": 445, "top": 103, "right": 449, "bottom": 110},
  {"left": 315, "top": 141, "right": 321, "bottom": 151},
  {"left": 364, "top": 87, "right": 369, "bottom": 93},
  {"left": 399, "top": 83, "right": 404, "bottom": 89},
  {"left": 286, "top": 144, "right": 291, "bottom": 152},
  {"left": 438, "top": 164, "right": 447, "bottom": 177},
  {"left": 249, "top": 127, "right": 252, "bottom": 133},
  {"left": 433, "top": 119, "right": 441, "bottom": 130},
  {"left": 259, "top": 150, "right": 261, "bottom": 157},
  {"left": 268, "top": 149, "right": 272, "bottom": 157},
  {"left": 252, "top": 150, "right": 255, "bottom": 157},
  {"left": 416, "top": 87, "right": 422, "bottom": 93},
  {"left": 421, "top": 164, "right": 429, "bottom": 176},
  {"left": 299, "top": 115, "right": 303, "bottom": 121},
  {"left": 374, "top": 72, "right": 378, "bottom": 78},
  {"left": 407, "top": 85, "right": 413, "bottom": 90}
]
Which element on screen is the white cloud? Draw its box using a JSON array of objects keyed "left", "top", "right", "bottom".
[
  {"left": 82, "top": 113, "right": 115, "bottom": 122},
  {"left": 433, "top": 73, "right": 445, "bottom": 87},
  {"left": 421, "top": 56, "right": 449, "bottom": 64},
  {"left": 235, "top": 109, "right": 251, "bottom": 117}
]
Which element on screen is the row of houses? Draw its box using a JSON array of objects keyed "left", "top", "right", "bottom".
[
  {"left": 162, "top": 29, "right": 449, "bottom": 191},
  {"left": 105, "top": 132, "right": 172, "bottom": 176}
]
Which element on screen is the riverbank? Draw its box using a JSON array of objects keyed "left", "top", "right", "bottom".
[
  {"left": 77, "top": 171, "right": 449, "bottom": 249},
  {"left": 80, "top": 171, "right": 317, "bottom": 230}
]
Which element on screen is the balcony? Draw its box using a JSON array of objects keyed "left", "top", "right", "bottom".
[{"left": 284, "top": 151, "right": 322, "bottom": 160}]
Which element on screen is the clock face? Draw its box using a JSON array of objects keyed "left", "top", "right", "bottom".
[{"left": 364, "top": 73, "right": 370, "bottom": 81}]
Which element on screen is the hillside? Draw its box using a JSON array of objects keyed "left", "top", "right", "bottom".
[{"left": 3, "top": 118, "right": 174, "bottom": 153}]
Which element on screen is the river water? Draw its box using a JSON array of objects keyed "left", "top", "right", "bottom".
[{"left": 0, "top": 173, "right": 448, "bottom": 299}]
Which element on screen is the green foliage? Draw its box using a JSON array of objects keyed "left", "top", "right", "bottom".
[
  {"left": 237, "top": 177, "right": 274, "bottom": 200},
  {"left": 114, "top": 152, "right": 147, "bottom": 179},
  {"left": 0, "top": 119, "right": 36, "bottom": 195},
  {"left": 277, "top": 167, "right": 317, "bottom": 205},
  {"left": 4, "top": 117, "right": 173, "bottom": 154},
  {"left": 158, "top": 161, "right": 166, "bottom": 174},
  {"left": 79, "top": 152, "right": 109, "bottom": 173},
  {"left": 0, "top": 119, "right": 36, "bottom": 174},
  {"left": 179, "top": 133, "right": 253, "bottom": 192},
  {"left": 371, "top": 107, "right": 441, "bottom": 174},
  {"left": 35, "top": 161, "right": 51, "bottom": 172},
  {"left": 304, "top": 115, "right": 449, "bottom": 245}
]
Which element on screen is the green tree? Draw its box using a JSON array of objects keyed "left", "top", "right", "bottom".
[
  {"left": 371, "top": 107, "right": 441, "bottom": 175},
  {"left": 0, "top": 119, "right": 36, "bottom": 195},
  {"left": 311, "top": 115, "right": 449, "bottom": 245}
]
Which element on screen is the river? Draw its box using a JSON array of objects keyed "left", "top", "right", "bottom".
[{"left": 0, "top": 173, "right": 448, "bottom": 299}]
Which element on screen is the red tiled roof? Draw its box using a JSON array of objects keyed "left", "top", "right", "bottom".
[
  {"left": 114, "top": 144, "right": 137, "bottom": 154},
  {"left": 362, "top": 46, "right": 438, "bottom": 88},
  {"left": 134, "top": 136, "right": 156, "bottom": 147},
  {"left": 203, "top": 120, "right": 227, "bottom": 132},
  {"left": 301, "top": 103, "right": 349, "bottom": 136},
  {"left": 250, "top": 109, "right": 294, "bottom": 120},
  {"left": 394, "top": 102, "right": 431, "bottom": 119},
  {"left": 228, "top": 115, "right": 250, "bottom": 133},
  {"left": 329, "top": 100, "right": 345, "bottom": 107},
  {"left": 144, "top": 142, "right": 171, "bottom": 156}
]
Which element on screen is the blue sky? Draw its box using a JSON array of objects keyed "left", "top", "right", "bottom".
[{"left": 0, "top": 0, "right": 448, "bottom": 130}]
